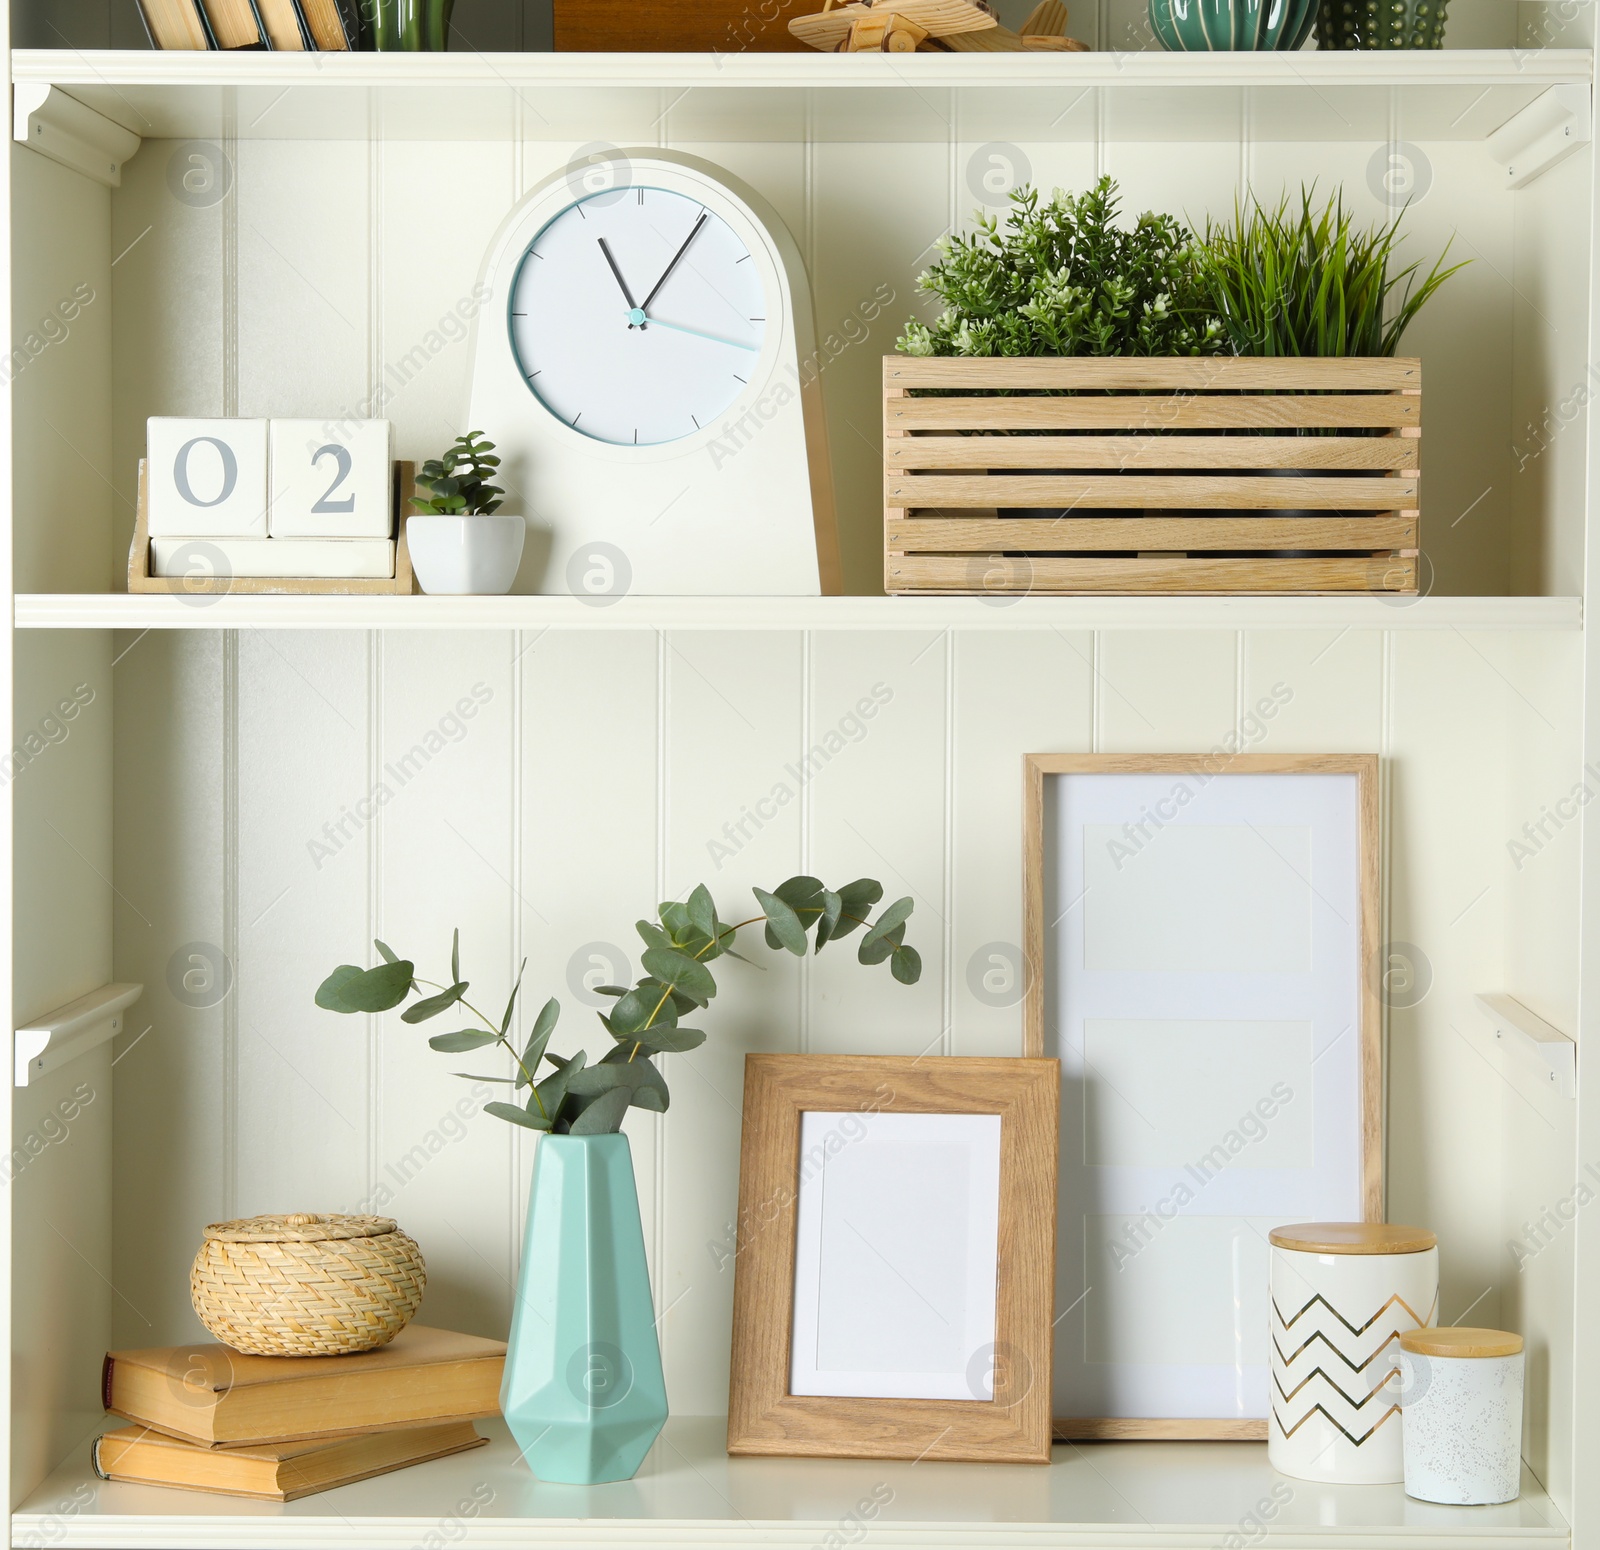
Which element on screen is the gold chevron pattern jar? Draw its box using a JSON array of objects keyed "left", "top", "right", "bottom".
[{"left": 1268, "top": 1222, "right": 1439, "bottom": 1483}]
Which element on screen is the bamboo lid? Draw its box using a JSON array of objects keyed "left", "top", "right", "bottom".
[
  {"left": 1269, "top": 1222, "right": 1437, "bottom": 1255},
  {"left": 202, "top": 1212, "right": 400, "bottom": 1243},
  {"left": 1400, "top": 1327, "right": 1524, "bottom": 1359}
]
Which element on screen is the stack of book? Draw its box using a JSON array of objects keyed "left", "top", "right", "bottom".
[
  {"left": 95, "top": 1325, "right": 505, "bottom": 1502},
  {"left": 136, "top": 0, "right": 355, "bottom": 51}
]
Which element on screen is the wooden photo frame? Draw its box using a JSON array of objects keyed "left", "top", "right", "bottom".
[
  {"left": 727, "top": 1054, "right": 1059, "bottom": 1464},
  {"left": 1022, "top": 754, "right": 1381, "bottom": 1441}
]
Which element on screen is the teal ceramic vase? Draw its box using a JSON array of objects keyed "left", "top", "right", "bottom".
[
  {"left": 1314, "top": 0, "right": 1447, "bottom": 47},
  {"left": 501, "top": 1134, "right": 667, "bottom": 1484},
  {"left": 1149, "top": 0, "right": 1317, "bottom": 48}
]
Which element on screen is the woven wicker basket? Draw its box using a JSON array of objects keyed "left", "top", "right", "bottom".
[{"left": 190, "top": 1213, "right": 426, "bottom": 1358}]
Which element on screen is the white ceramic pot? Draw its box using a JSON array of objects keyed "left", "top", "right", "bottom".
[
  {"left": 1398, "top": 1327, "right": 1524, "bottom": 1505},
  {"left": 406, "top": 514, "right": 525, "bottom": 595},
  {"left": 1268, "top": 1222, "right": 1439, "bottom": 1485}
]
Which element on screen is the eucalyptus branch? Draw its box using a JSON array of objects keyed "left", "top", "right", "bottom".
[{"left": 315, "top": 877, "right": 921, "bottom": 1136}]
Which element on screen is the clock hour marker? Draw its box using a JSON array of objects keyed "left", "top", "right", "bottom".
[
  {"left": 750, "top": 317, "right": 764, "bottom": 322},
  {"left": 512, "top": 311, "right": 526, "bottom": 316},
  {"left": 691, "top": 414, "right": 700, "bottom": 428},
  {"left": 732, "top": 374, "right": 747, "bottom": 383},
  {"left": 572, "top": 412, "right": 582, "bottom": 427},
  {"left": 526, "top": 370, "right": 541, "bottom": 378},
  {"left": 576, "top": 205, "right": 586, "bottom": 220},
  {"left": 735, "top": 254, "right": 751, "bottom": 263}
]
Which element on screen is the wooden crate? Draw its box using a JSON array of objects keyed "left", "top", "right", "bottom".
[
  {"left": 128, "top": 459, "right": 417, "bottom": 596},
  {"left": 883, "top": 356, "right": 1420, "bottom": 595}
]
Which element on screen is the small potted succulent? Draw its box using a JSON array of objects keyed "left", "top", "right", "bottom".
[{"left": 405, "top": 430, "right": 525, "bottom": 595}]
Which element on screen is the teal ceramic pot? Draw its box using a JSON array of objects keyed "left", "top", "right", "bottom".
[
  {"left": 1314, "top": 0, "right": 1447, "bottom": 47},
  {"left": 1150, "top": 0, "right": 1317, "bottom": 48},
  {"left": 501, "top": 1134, "right": 668, "bottom": 1484}
]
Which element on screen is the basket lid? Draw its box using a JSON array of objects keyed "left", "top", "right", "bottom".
[
  {"left": 201, "top": 1212, "right": 400, "bottom": 1244},
  {"left": 1400, "top": 1327, "right": 1524, "bottom": 1359},
  {"left": 1269, "top": 1222, "right": 1437, "bottom": 1255}
]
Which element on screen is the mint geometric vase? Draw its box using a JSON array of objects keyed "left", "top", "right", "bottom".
[{"left": 501, "top": 1133, "right": 668, "bottom": 1484}]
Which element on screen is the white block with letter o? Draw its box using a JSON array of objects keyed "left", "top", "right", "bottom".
[
  {"left": 146, "top": 418, "right": 268, "bottom": 538},
  {"left": 269, "top": 419, "right": 393, "bottom": 539}
]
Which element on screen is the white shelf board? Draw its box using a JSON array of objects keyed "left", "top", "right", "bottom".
[
  {"left": 14, "top": 1416, "right": 1568, "bottom": 1549},
  {"left": 11, "top": 49, "right": 1592, "bottom": 144},
  {"left": 12, "top": 592, "right": 1583, "bottom": 632}
]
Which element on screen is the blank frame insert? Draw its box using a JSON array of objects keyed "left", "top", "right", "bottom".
[{"left": 790, "top": 1112, "right": 1002, "bottom": 1402}]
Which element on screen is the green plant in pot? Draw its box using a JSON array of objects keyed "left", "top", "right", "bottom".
[
  {"left": 405, "top": 431, "right": 525, "bottom": 595},
  {"left": 899, "top": 179, "right": 1225, "bottom": 528},
  {"left": 316, "top": 877, "right": 920, "bottom": 1483}
]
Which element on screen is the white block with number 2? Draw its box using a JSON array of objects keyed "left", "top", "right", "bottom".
[
  {"left": 146, "top": 418, "right": 268, "bottom": 538},
  {"left": 269, "top": 420, "right": 392, "bottom": 539}
]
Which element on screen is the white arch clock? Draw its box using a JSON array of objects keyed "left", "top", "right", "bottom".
[{"left": 465, "top": 150, "right": 841, "bottom": 598}]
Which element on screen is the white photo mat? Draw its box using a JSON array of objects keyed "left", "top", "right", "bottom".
[
  {"left": 790, "top": 1111, "right": 1002, "bottom": 1402},
  {"left": 1023, "top": 756, "right": 1380, "bottom": 1437}
]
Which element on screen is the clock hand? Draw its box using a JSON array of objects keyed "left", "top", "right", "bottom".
[
  {"left": 641, "top": 314, "right": 760, "bottom": 351},
  {"left": 597, "top": 238, "right": 640, "bottom": 315},
  {"left": 639, "top": 212, "right": 708, "bottom": 314}
]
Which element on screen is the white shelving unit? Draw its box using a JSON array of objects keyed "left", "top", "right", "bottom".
[{"left": 5, "top": 14, "right": 1598, "bottom": 1550}]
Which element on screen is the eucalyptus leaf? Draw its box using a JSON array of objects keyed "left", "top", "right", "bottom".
[
  {"left": 317, "top": 959, "right": 414, "bottom": 1013},
  {"left": 484, "top": 1100, "right": 552, "bottom": 1131},
  {"left": 890, "top": 944, "right": 923, "bottom": 985},
  {"left": 862, "top": 896, "right": 915, "bottom": 949},
  {"left": 374, "top": 940, "right": 399, "bottom": 965},
  {"left": 815, "top": 890, "right": 843, "bottom": 952},
  {"left": 858, "top": 923, "right": 904, "bottom": 967},
  {"left": 608, "top": 984, "right": 678, "bottom": 1037},
  {"left": 630, "top": 1026, "right": 706, "bottom": 1054},
  {"left": 686, "top": 883, "right": 717, "bottom": 939},
  {"left": 517, "top": 996, "right": 560, "bottom": 1087},
  {"left": 401, "top": 980, "right": 468, "bottom": 1023},
  {"left": 569, "top": 1085, "right": 631, "bottom": 1135},
  {"left": 754, "top": 888, "right": 807, "bottom": 956},
  {"left": 429, "top": 1028, "right": 498, "bottom": 1052},
  {"left": 500, "top": 959, "right": 527, "bottom": 1035},
  {"left": 451, "top": 927, "right": 460, "bottom": 983},
  {"left": 640, "top": 947, "right": 716, "bottom": 1006},
  {"left": 451, "top": 1072, "right": 519, "bottom": 1084},
  {"left": 635, "top": 921, "right": 673, "bottom": 954},
  {"left": 315, "top": 964, "right": 364, "bottom": 1011}
]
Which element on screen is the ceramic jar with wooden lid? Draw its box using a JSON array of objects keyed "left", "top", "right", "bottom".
[
  {"left": 1397, "top": 1327, "right": 1524, "bottom": 1504},
  {"left": 1268, "top": 1221, "right": 1439, "bottom": 1484}
]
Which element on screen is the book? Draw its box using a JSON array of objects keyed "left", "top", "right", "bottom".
[
  {"left": 103, "top": 1326, "right": 507, "bottom": 1448},
  {"left": 255, "top": 0, "right": 311, "bottom": 47},
  {"left": 194, "top": 0, "right": 267, "bottom": 47},
  {"left": 133, "top": 0, "right": 212, "bottom": 48},
  {"left": 93, "top": 1421, "right": 487, "bottom": 1501},
  {"left": 152, "top": 537, "right": 395, "bottom": 580},
  {"left": 295, "top": 0, "right": 353, "bottom": 49}
]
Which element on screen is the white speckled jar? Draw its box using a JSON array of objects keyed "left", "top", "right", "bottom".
[
  {"left": 1268, "top": 1222, "right": 1438, "bottom": 1485},
  {"left": 1398, "top": 1327, "right": 1524, "bottom": 1505}
]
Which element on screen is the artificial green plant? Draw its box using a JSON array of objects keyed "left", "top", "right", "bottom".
[
  {"left": 315, "top": 878, "right": 920, "bottom": 1136},
  {"left": 898, "top": 177, "right": 1225, "bottom": 359},
  {"left": 410, "top": 430, "right": 504, "bottom": 516}
]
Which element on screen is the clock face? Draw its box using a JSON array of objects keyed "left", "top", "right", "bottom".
[{"left": 507, "top": 185, "right": 768, "bottom": 447}]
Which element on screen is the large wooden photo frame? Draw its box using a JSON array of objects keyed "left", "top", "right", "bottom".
[
  {"left": 727, "top": 1054, "right": 1059, "bottom": 1464},
  {"left": 1022, "top": 754, "right": 1382, "bottom": 1441}
]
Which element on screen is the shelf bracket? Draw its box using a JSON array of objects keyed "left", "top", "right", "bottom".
[
  {"left": 1475, "top": 991, "right": 1576, "bottom": 1098},
  {"left": 1488, "top": 83, "right": 1590, "bottom": 190},
  {"left": 12, "top": 83, "right": 141, "bottom": 189},
  {"left": 15, "top": 983, "right": 144, "bottom": 1088}
]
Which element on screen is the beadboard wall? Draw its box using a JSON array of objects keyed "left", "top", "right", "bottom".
[{"left": 14, "top": 623, "right": 1541, "bottom": 1503}]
